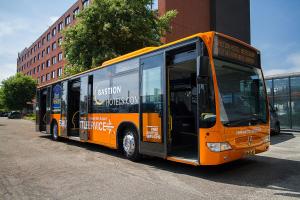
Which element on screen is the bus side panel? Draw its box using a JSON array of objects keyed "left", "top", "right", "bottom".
[
  {"left": 51, "top": 114, "right": 61, "bottom": 136},
  {"left": 87, "top": 113, "right": 139, "bottom": 149}
]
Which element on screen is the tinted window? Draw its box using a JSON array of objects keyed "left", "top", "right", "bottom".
[
  {"left": 92, "top": 59, "right": 139, "bottom": 113},
  {"left": 93, "top": 68, "right": 111, "bottom": 113},
  {"left": 110, "top": 70, "right": 139, "bottom": 113}
]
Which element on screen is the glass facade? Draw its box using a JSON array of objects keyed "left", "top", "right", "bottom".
[{"left": 266, "top": 74, "right": 300, "bottom": 130}]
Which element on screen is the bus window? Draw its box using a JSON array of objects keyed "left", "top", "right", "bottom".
[
  {"left": 199, "top": 56, "right": 216, "bottom": 128},
  {"left": 110, "top": 70, "right": 139, "bottom": 113},
  {"left": 93, "top": 67, "right": 111, "bottom": 113}
]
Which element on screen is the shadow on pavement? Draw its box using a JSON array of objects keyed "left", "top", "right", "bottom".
[
  {"left": 40, "top": 134, "right": 300, "bottom": 198},
  {"left": 271, "top": 133, "right": 295, "bottom": 145}
]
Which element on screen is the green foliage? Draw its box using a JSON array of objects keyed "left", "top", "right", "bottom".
[
  {"left": 1, "top": 73, "right": 37, "bottom": 110},
  {"left": 0, "top": 87, "right": 5, "bottom": 110},
  {"left": 62, "top": 0, "right": 177, "bottom": 76}
]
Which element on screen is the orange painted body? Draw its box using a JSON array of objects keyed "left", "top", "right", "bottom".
[{"left": 43, "top": 31, "right": 269, "bottom": 166}]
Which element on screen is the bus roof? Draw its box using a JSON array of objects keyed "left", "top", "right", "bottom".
[{"left": 37, "top": 31, "right": 258, "bottom": 89}]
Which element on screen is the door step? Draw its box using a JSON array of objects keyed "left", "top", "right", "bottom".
[
  {"left": 166, "top": 156, "right": 199, "bottom": 166},
  {"left": 68, "top": 136, "right": 81, "bottom": 141}
]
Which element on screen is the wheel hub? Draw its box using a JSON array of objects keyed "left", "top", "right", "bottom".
[{"left": 123, "top": 132, "right": 135, "bottom": 156}]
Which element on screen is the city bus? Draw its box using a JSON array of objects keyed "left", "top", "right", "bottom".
[{"left": 36, "top": 32, "right": 270, "bottom": 166}]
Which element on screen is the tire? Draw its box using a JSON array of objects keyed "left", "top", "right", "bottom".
[
  {"left": 51, "top": 122, "right": 59, "bottom": 141},
  {"left": 122, "top": 128, "right": 140, "bottom": 161},
  {"left": 274, "top": 122, "right": 280, "bottom": 135}
]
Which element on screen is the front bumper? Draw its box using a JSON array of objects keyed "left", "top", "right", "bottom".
[{"left": 201, "top": 142, "right": 270, "bottom": 165}]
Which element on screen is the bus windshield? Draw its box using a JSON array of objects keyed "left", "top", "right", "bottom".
[{"left": 214, "top": 59, "right": 267, "bottom": 127}]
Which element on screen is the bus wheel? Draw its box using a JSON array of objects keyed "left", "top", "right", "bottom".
[
  {"left": 274, "top": 123, "right": 280, "bottom": 135},
  {"left": 52, "top": 122, "right": 59, "bottom": 141},
  {"left": 122, "top": 128, "right": 140, "bottom": 161}
]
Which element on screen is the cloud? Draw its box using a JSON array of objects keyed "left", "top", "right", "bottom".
[
  {"left": 287, "top": 52, "right": 300, "bottom": 67},
  {"left": 264, "top": 52, "right": 300, "bottom": 76},
  {"left": 0, "top": 19, "right": 29, "bottom": 38},
  {"left": 0, "top": 63, "right": 16, "bottom": 83},
  {"left": 48, "top": 16, "right": 59, "bottom": 26}
]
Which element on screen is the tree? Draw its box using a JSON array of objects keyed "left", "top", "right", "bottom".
[
  {"left": 0, "top": 87, "right": 5, "bottom": 110},
  {"left": 62, "top": 0, "right": 177, "bottom": 76},
  {"left": 1, "top": 73, "right": 37, "bottom": 111}
]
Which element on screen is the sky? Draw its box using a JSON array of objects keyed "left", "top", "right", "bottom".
[{"left": 0, "top": 0, "right": 300, "bottom": 82}]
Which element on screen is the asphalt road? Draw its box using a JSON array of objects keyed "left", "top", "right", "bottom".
[{"left": 0, "top": 118, "right": 300, "bottom": 200}]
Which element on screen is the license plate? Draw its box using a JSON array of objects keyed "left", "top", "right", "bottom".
[{"left": 244, "top": 149, "right": 255, "bottom": 156}]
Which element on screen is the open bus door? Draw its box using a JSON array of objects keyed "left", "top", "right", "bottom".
[
  {"left": 35, "top": 89, "right": 40, "bottom": 132},
  {"left": 36, "top": 87, "right": 51, "bottom": 132},
  {"left": 79, "top": 76, "right": 91, "bottom": 141},
  {"left": 139, "top": 53, "right": 168, "bottom": 158},
  {"left": 45, "top": 86, "right": 52, "bottom": 134},
  {"left": 60, "top": 81, "right": 68, "bottom": 137}
]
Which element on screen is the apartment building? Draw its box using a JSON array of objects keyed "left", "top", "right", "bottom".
[{"left": 17, "top": 0, "right": 91, "bottom": 86}]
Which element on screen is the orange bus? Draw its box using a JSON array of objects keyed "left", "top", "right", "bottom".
[{"left": 36, "top": 32, "right": 270, "bottom": 166}]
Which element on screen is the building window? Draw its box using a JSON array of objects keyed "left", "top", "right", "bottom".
[
  {"left": 52, "top": 42, "right": 57, "bottom": 50},
  {"left": 38, "top": 53, "right": 40, "bottom": 60},
  {"left": 38, "top": 42, "right": 41, "bottom": 48},
  {"left": 58, "top": 22, "right": 64, "bottom": 32},
  {"left": 58, "top": 52, "right": 63, "bottom": 61},
  {"left": 37, "top": 77, "right": 40, "bottom": 84},
  {"left": 65, "top": 15, "right": 71, "bottom": 26},
  {"left": 37, "top": 65, "right": 40, "bottom": 72},
  {"left": 47, "top": 59, "right": 51, "bottom": 67},
  {"left": 47, "top": 46, "right": 50, "bottom": 54},
  {"left": 42, "top": 75, "right": 45, "bottom": 82},
  {"left": 42, "top": 63, "right": 45, "bottom": 70},
  {"left": 73, "top": 7, "right": 80, "bottom": 19},
  {"left": 57, "top": 67, "right": 62, "bottom": 77},
  {"left": 52, "top": 56, "right": 57, "bottom": 65},
  {"left": 58, "top": 37, "right": 63, "bottom": 46},
  {"left": 52, "top": 71, "right": 56, "bottom": 79},
  {"left": 47, "top": 32, "right": 51, "bottom": 41},
  {"left": 42, "top": 50, "right": 45, "bottom": 57},
  {"left": 34, "top": 45, "right": 37, "bottom": 52},
  {"left": 42, "top": 37, "right": 46, "bottom": 45},
  {"left": 83, "top": 0, "right": 90, "bottom": 8},
  {"left": 33, "top": 56, "right": 36, "bottom": 63},
  {"left": 33, "top": 67, "right": 36, "bottom": 74},
  {"left": 52, "top": 27, "right": 56, "bottom": 36},
  {"left": 47, "top": 73, "right": 51, "bottom": 81}
]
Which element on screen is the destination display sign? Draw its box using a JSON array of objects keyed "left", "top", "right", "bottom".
[{"left": 213, "top": 35, "right": 260, "bottom": 68}]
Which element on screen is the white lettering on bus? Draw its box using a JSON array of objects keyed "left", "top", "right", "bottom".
[
  {"left": 79, "top": 119, "right": 114, "bottom": 134},
  {"left": 105, "top": 96, "right": 138, "bottom": 106},
  {"left": 97, "top": 86, "right": 121, "bottom": 96}
]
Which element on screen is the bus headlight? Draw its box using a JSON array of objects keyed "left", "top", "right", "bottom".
[{"left": 207, "top": 142, "right": 232, "bottom": 152}]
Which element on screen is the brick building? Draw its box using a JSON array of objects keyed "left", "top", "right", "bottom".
[
  {"left": 17, "top": 0, "right": 250, "bottom": 86},
  {"left": 17, "top": 0, "right": 91, "bottom": 86}
]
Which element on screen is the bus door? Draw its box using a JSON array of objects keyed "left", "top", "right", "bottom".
[
  {"left": 139, "top": 53, "right": 167, "bottom": 158},
  {"left": 60, "top": 81, "right": 68, "bottom": 137},
  {"left": 35, "top": 89, "right": 41, "bottom": 131},
  {"left": 36, "top": 87, "right": 50, "bottom": 132},
  {"left": 79, "top": 75, "right": 91, "bottom": 141},
  {"left": 45, "top": 86, "right": 52, "bottom": 134}
]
